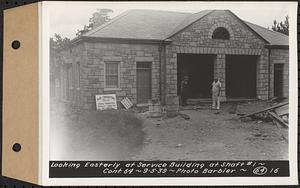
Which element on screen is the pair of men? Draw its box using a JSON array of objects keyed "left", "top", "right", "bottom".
[{"left": 180, "top": 77, "right": 221, "bottom": 110}]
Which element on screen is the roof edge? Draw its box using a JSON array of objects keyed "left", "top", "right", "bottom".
[
  {"left": 165, "top": 10, "right": 214, "bottom": 39},
  {"left": 83, "top": 10, "right": 131, "bottom": 37},
  {"left": 72, "top": 36, "right": 172, "bottom": 45},
  {"left": 245, "top": 20, "right": 289, "bottom": 38},
  {"left": 265, "top": 44, "right": 289, "bottom": 49},
  {"left": 226, "top": 10, "right": 270, "bottom": 44}
]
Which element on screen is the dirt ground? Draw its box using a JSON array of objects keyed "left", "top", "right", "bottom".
[
  {"left": 133, "top": 101, "right": 288, "bottom": 160},
  {"left": 50, "top": 100, "right": 288, "bottom": 161}
]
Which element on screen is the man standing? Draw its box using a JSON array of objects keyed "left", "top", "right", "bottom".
[
  {"left": 211, "top": 78, "right": 221, "bottom": 110},
  {"left": 180, "top": 75, "right": 189, "bottom": 106}
]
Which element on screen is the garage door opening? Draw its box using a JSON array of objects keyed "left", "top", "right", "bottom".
[
  {"left": 177, "top": 54, "right": 215, "bottom": 99},
  {"left": 226, "top": 55, "right": 258, "bottom": 98}
]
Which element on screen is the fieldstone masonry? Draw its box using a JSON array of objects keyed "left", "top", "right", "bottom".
[
  {"left": 214, "top": 54, "right": 226, "bottom": 101},
  {"left": 256, "top": 49, "right": 269, "bottom": 100},
  {"left": 81, "top": 42, "right": 160, "bottom": 110},
  {"left": 57, "top": 43, "right": 84, "bottom": 110},
  {"left": 55, "top": 10, "right": 289, "bottom": 113},
  {"left": 270, "top": 49, "right": 289, "bottom": 98},
  {"left": 164, "top": 10, "right": 268, "bottom": 103}
]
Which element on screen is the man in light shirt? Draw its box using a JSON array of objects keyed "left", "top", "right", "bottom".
[{"left": 211, "top": 78, "right": 222, "bottom": 110}]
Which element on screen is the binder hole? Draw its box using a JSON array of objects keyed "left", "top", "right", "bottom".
[
  {"left": 12, "top": 143, "right": 21, "bottom": 152},
  {"left": 11, "top": 40, "right": 21, "bottom": 49}
]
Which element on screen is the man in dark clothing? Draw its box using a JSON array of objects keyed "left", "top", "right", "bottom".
[{"left": 180, "top": 76, "right": 189, "bottom": 106}]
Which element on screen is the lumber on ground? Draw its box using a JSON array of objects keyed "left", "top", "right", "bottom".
[
  {"left": 268, "top": 111, "right": 288, "bottom": 128},
  {"left": 240, "top": 102, "right": 288, "bottom": 118}
]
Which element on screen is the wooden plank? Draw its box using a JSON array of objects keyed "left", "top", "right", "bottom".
[
  {"left": 240, "top": 102, "right": 288, "bottom": 118},
  {"left": 268, "top": 111, "right": 288, "bottom": 128},
  {"left": 274, "top": 104, "right": 289, "bottom": 116}
]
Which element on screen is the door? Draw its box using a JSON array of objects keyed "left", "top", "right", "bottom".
[
  {"left": 136, "top": 62, "right": 152, "bottom": 103},
  {"left": 274, "top": 64, "right": 284, "bottom": 98}
]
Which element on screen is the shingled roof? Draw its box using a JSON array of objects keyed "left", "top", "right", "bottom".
[
  {"left": 83, "top": 9, "right": 190, "bottom": 40},
  {"left": 83, "top": 9, "right": 288, "bottom": 46},
  {"left": 245, "top": 21, "right": 289, "bottom": 46}
]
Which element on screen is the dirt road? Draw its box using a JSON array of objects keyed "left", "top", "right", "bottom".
[{"left": 134, "top": 102, "right": 288, "bottom": 160}]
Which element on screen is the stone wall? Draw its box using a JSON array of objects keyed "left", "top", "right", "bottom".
[
  {"left": 57, "top": 43, "right": 85, "bottom": 110},
  {"left": 79, "top": 42, "right": 160, "bottom": 110},
  {"left": 165, "top": 10, "right": 268, "bottom": 101},
  {"left": 57, "top": 9, "right": 281, "bottom": 112},
  {"left": 256, "top": 48, "right": 269, "bottom": 100},
  {"left": 269, "top": 49, "right": 289, "bottom": 98},
  {"left": 214, "top": 54, "right": 226, "bottom": 100},
  {"left": 170, "top": 10, "right": 265, "bottom": 49}
]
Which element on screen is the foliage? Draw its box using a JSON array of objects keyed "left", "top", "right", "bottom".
[
  {"left": 49, "top": 34, "right": 71, "bottom": 76},
  {"left": 271, "top": 15, "right": 289, "bottom": 35},
  {"left": 50, "top": 33, "right": 71, "bottom": 52},
  {"left": 76, "top": 9, "right": 113, "bottom": 37}
]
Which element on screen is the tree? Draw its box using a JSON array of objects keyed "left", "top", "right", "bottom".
[
  {"left": 50, "top": 34, "right": 71, "bottom": 76},
  {"left": 50, "top": 34, "right": 71, "bottom": 52},
  {"left": 76, "top": 9, "right": 113, "bottom": 37},
  {"left": 271, "top": 15, "right": 289, "bottom": 35}
]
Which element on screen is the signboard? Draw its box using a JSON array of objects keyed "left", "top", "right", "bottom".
[
  {"left": 121, "top": 97, "right": 133, "bottom": 109},
  {"left": 95, "top": 94, "right": 117, "bottom": 110}
]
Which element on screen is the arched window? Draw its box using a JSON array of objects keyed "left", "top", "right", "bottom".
[{"left": 212, "top": 27, "right": 230, "bottom": 40}]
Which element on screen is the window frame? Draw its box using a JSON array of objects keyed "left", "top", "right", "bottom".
[
  {"left": 212, "top": 27, "right": 230, "bottom": 40},
  {"left": 104, "top": 61, "right": 121, "bottom": 90}
]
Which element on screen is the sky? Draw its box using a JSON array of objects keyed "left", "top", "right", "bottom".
[{"left": 46, "top": 1, "right": 294, "bottom": 39}]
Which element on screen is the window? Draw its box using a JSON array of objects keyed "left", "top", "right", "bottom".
[
  {"left": 105, "top": 62, "right": 119, "bottom": 88},
  {"left": 136, "top": 62, "right": 152, "bottom": 69},
  {"left": 212, "top": 27, "right": 230, "bottom": 40}
]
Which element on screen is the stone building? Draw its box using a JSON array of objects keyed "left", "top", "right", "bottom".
[{"left": 51, "top": 9, "right": 289, "bottom": 112}]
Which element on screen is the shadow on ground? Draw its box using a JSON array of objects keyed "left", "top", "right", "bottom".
[{"left": 50, "top": 108, "right": 145, "bottom": 160}]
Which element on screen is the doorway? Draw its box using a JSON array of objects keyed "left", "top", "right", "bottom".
[
  {"left": 274, "top": 64, "right": 284, "bottom": 98},
  {"left": 136, "top": 62, "right": 152, "bottom": 104},
  {"left": 226, "top": 55, "right": 257, "bottom": 98},
  {"left": 177, "top": 54, "right": 215, "bottom": 98}
]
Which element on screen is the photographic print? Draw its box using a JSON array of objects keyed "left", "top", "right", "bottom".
[{"left": 42, "top": 1, "right": 298, "bottom": 186}]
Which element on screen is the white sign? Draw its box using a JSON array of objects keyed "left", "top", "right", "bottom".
[
  {"left": 121, "top": 97, "right": 133, "bottom": 109},
  {"left": 95, "top": 94, "right": 117, "bottom": 110}
]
